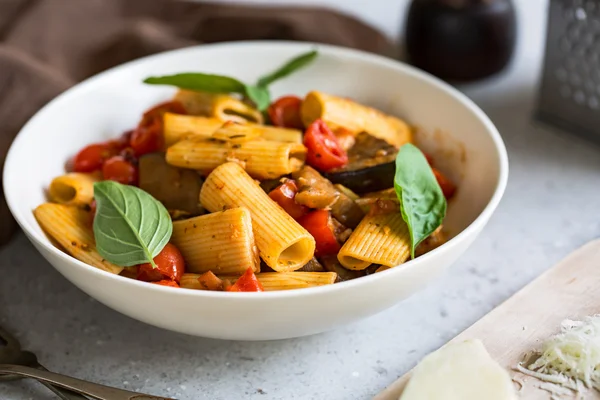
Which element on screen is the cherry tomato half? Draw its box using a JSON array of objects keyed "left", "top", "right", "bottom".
[
  {"left": 137, "top": 243, "right": 186, "bottom": 283},
  {"left": 106, "top": 130, "right": 133, "bottom": 152},
  {"left": 228, "top": 267, "right": 263, "bottom": 292},
  {"left": 298, "top": 209, "right": 340, "bottom": 257},
  {"left": 73, "top": 143, "right": 117, "bottom": 173},
  {"left": 268, "top": 180, "right": 309, "bottom": 220},
  {"left": 130, "top": 101, "right": 187, "bottom": 156},
  {"left": 303, "top": 119, "right": 348, "bottom": 172},
  {"left": 432, "top": 168, "right": 456, "bottom": 199},
  {"left": 267, "top": 96, "right": 304, "bottom": 129},
  {"left": 102, "top": 155, "right": 138, "bottom": 185}
]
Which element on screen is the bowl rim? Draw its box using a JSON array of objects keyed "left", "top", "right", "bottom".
[{"left": 3, "top": 40, "right": 509, "bottom": 300}]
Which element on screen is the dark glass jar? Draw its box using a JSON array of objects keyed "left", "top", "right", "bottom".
[{"left": 405, "top": 0, "right": 517, "bottom": 82}]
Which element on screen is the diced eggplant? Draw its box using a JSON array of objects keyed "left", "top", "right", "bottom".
[
  {"left": 293, "top": 166, "right": 364, "bottom": 228},
  {"left": 320, "top": 255, "right": 365, "bottom": 282},
  {"left": 260, "top": 178, "right": 284, "bottom": 194},
  {"left": 138, "top": 153, "right": 204, "bottom": 215},
  {"left": 415, "top": 226, "right": 446, "bottom": 257},
  {"left": 293, "top": 166, "right": 339, "bottom": 209},
  {"left": 297, "top": 257, "right": 326, "bottom": 272},
  {"left": 323, "top": 161, "right": 395, "bottom": 194},
  {"left": 322, "top": 132, "right": 398, "bottom": 194}
]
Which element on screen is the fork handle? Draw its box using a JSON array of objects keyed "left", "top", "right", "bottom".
[
  {"left": 35, "top": 363, "right": 89, "bottom": 400},
  {"left": 0, "top": 364, "right": 174, "bottom": 400}
]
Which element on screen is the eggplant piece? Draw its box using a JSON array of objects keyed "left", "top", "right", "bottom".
[
  {"left": 297, "top": 257, "right": 326, "bottom": 272},
  {"left": 260, "top": 178, "right": 284, "bottom": 194},
  {"left": 138, "top": 153, "right": 204, "bottom": 215},
  {"left": 320, "top": 255, "right": 365, "bottom": 282},
  {"left": 293, "top": 166, "right": 339, "bottom": 209},
  {"left": 323, "top": 132, "right": 397, "bottom": 194},
  {"left": 293, "top": 166, "right": 364, "bottom": 228},
  {"left": 323, "top": 161, "right": 395, "bottom": 194},
  {"left": 415, "top": 226, "right": 446, "bottom": 257}
]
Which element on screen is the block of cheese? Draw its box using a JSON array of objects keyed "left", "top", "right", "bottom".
[{"left": 399, "top": 339, "right": 517, "bottom": 400}]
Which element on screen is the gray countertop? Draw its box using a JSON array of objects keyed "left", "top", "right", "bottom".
[{"left": 3, "top": 1, "right": 600, "bottom": 399}]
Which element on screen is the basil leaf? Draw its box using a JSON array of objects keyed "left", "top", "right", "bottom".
[
  {"left": 394, "top": 144, "right": 446, "bottom": 258},
  {"left": 144, "top": 73, "right": 246, "bottom": 94},
  {"left": 93, "top": 181, "right": 172, "bottom": 268},
  {"left": 244, "top": 85, "right": 271, "bottom": 111},
  {"left": 256, "top": 50, "right": 318, "bottom": 87}
]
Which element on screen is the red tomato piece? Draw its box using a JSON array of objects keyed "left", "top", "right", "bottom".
[
  {"left": 106, "top": 130, "right": 133, "bottom": 151},
  {"left": 303, "top": 119, "right": 348, "bottom": 172},
  {"left": 137, "top": 243, "right": 186, "bottom": 283},
  {"left": 298, "top": 210, "right": 340, "bottom": 256},
  {"left": 268, "top": 180, "right": 309, "bottom": 220},
  {"left": 228, "top": 267, "right": 263, "bottom": 292},
  {"left": 424, "top": 153, "right": 434, "bottom": 165},
  {"left": 432, "top": 168, "right": 456, "bottom": 199},
  {"left": 73, "top": 143, "right": 116, "bottom": 173},
  {"left": 267, "top": 95, "right": 304, "bottom": 129},
  {"left": 130, "top": 101, "right": 187, "bottom": 156},
  {"left": 102, "top": 155, "right": 138, "bottom": 185},
  {"left": 130, "top": 120, "right": 162, "bottom": 157},
  {"left": 152, "top": 280, "right": 180, "bottom": 288}
]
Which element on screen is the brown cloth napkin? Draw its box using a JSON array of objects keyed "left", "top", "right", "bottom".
[{"left": 0, "top": 0, "right": 391, "bottom": 246}]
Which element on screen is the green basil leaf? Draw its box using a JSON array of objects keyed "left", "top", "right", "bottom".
[
  {"left": 144, "top": 73, "right": 246, "bottom": 94},
  {"left": 256, "top": 50, "right": 318, "bottom": 87},
  {"left": 394, "top": 144, "right": 446, "bottom": 258},
  {"left": 244, "top": 84, "right": 271, "bottom": 111},
  {"left": 93, "top": 181, "right": 172, "bottom": 268}
]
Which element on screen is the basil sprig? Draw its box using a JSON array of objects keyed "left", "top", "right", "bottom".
[
  {"left": 394, "top": 144, "right": 447, "bottom": 258},
  {"left": 143, "top": 50, "right": 318, "bottom": 111},
  {"left": 93, "top": 181, "right": 172, "bottom": 268}
]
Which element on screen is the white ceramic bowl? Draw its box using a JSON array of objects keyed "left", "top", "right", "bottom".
[{"left": 3, "top": 42, "right": 508, "bottom": 340}]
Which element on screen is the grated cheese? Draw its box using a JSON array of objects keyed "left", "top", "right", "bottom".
[{"left": 517, "top": 315, "right": 600, "bottom": 396}]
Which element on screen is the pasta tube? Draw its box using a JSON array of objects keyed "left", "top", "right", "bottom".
[
  {"left": 33, "top": 203, "right": 123, "bottom": 274},
  {"left": 200, "top": 162, "right": 315, "bottom": 272},
  {"left": 337, "top": 212, "right": 410, "bottom": 270},
  {"left": 48, "top": 172, "right": 99, "bottom": 207},
  {"left": 171, "top": 208, "right": 259, "bottom": 275},
  {"left": 163, "top": 113, "right": 303, "bottom": 146},
  {"left": 301, "top": 91, "right": 412, "bottom": 147},
  {"left": 167, "top": 139, "right": 306, "bottom": 179},
  {"left": 174, "top": 90, "right": 263, "bottom": 124},
  {"left": 180, "top": 272, "right": 337, "bottom": 291},
  {"left": 163, "top": 113, "right": 222, "bottom": 147}
]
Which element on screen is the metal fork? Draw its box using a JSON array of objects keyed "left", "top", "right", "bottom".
[
  {"left": 0, "top": 325, "right": 86, "bottom": 399},
  {"left": 0, "top": 325, "right": 175, "bottom": 400}
]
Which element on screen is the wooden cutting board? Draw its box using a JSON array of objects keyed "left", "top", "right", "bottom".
[{"left": 374, "top": 239, "right": 600, "bottom": 400}]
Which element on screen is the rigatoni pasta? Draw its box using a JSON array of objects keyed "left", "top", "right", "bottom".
[
  {"left": 200, "top": 162, "right": 316, "bottom": 272},
  {"left": 174, "top": 90, "right": 263, "bottom": 124},
  {"left": 301, "top": 91, "right": 413, "bottom": 147},
  {"left": 163, "top": 113, "right": 222, "bottom": 147},
  {"left": 34, "top": 203, "right": 123, "bottom": 274},
  {"left": 180, "top": 272, "right": 337, "bottom": 291},
  {"left": 163, "top": 113, "right": 303, "bottom": 146},
  {"left": 38, "top": 55, "right": 457, "bottom": 293},
  {"left": 166, "top": 138, "right": 306, "bottom": 179},
  {"left": 48, "top": 172, "right": 99, "bottom": 207},
  {"left": 171, "top": 208, "right": 259, "bottom": 274},
  {"left": 337, "top": 211, "right": 411, "bottom": 270}
]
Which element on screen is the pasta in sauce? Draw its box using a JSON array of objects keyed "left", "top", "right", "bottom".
[{"left": 35, "top": 86, "right": 456, "bottom": 292}]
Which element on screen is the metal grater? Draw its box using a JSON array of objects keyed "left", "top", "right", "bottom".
[{"left": 536, "top": 0, "right": 600, "bottom": 142}]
